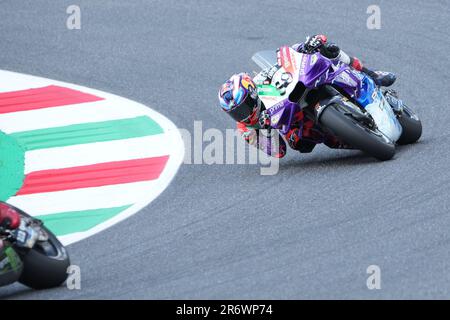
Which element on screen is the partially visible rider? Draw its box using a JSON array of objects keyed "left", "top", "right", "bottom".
[
  {"left": 0, "top": 203, "right": 21, "bottom": 231},
  {"left": 0, "top": 203, "right": 22, "bottom": 287},
  {"left": 0, "top": 202, "right": 21, "bottom": 249},
  {"left": 218, "top": 34, "right": 396, "bottom": 157}
]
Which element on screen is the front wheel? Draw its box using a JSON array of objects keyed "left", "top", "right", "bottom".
[
  {"left": 319, "top": 104, "right": 396, "bottom": 161},
  {"left": 397, "top": 105, "right": 422, "bottom": 145},
  {"left": 15, "top": 215, "right": 70, "bottom": 289}
]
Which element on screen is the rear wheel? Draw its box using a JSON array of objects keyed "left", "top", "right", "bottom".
[
  {"left": 397, "top": 105, "right": 422, "bottom": 145},
  {"left": 319, "top": 104, "right": 396, "bottom": 161}
]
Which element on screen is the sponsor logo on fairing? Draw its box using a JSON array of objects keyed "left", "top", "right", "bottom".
[
  {"left": 299, "top": 54, "right": 308, "bottom": 75},
  {"left": 271, "top": 113, "right": 281, "bottom": 125},
  {"left": 372, "top": 90, "right": 378, "bottom": 101},
  {"left": 268, "top": 101, "right": 285, "bottom": 114},
  {"left": 276, "top": 50, "right": 282, "bottom": 67},
  {"left": 260, "top": 65, "right": 279, "bottom": 83},
  {"left": 281, "top": 72, "right": 293, "bottom": 84},
  {"left": 337, "top": 71, "right": 357, "bottom": 87}
]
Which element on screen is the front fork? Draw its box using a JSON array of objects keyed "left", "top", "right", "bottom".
[{"left": 383, "top": 89, "right": 404, "bottom": 115}]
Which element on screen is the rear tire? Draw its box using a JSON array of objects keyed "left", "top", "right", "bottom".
[
  {"left": 397, "top": 105, "right": 422, "bottom": 145},
  {"left": 319, "top": 104, "right": 396, "bottom": 161}
]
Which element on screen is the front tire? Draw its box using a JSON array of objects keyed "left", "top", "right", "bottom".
[
  {"left": 15, "top": 217, "right": 70, "bottom": 289},
  {"left": 319, "top": 104, "right": 396, "bottom": 161},
  {"left": 397, "top": 105, "right": 422, "bottom": 145}
]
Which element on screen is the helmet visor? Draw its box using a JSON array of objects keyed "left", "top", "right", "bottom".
[{"left": 227, "top": 95, "right": 258, "bottom": 123}]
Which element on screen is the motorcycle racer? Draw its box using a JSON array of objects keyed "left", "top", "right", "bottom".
[{"left": 218, "top": 35, "right": 396, "bottom": 157}]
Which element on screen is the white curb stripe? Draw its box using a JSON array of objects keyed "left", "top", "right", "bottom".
[
  {"left": 0, "top": 100, "right": 154, "bottom": 134},
  {"left": 7, "top": 180, "right": 163, "bottom": 217},
  {"left": 24, "top": 134, "right": 173, "bottom": 173}
]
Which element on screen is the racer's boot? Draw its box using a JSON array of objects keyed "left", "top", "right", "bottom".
[
  {"left": 362, "top": 67, "right": 396, "bottom": 87},
  {"left": 285, "top": 128, "right": 322, "bottom": 153}
]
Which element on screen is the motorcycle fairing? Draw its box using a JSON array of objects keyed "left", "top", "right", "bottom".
[
  {"left": 252, "top": 47, "right": 403, "bottom": 142},
  {"left": 358, "top": 75, "right": 403, "bottom": 141}
]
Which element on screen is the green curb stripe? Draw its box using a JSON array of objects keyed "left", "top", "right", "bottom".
[
  {"left": 36, "top": 205, "right": 133, "bottom": 236},
  {"left": 10, "top": 116, "right": 164, "bottom": 151},
  {"left": 0, "top": 131, "right": 25, "bottom": 200}
]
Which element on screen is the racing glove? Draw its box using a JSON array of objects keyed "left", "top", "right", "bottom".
[
  {"left": 258, "top": 110, "right": 271, "bottom": 129},
  {"left": 320, "top": 43, "right": 341, "bottom": 59},
  {"left": 303, "top": 34, "right": 328, "bottom": 53}
]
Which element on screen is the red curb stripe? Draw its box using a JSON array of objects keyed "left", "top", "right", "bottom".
[
  {"left": 0, "top": 85, "right": 103, "bottom": 114},
  {"left": 17, "top": 156, "right": 169, "bottom": 195}
]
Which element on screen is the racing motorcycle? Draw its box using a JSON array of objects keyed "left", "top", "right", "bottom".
[
  {"left": 0, "top": 201, "right": 70, "bottom": 289},
  {"left": 252, "top": 46, "right": 422, "bottom": 160}
]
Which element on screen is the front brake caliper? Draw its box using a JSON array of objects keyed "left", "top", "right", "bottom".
[{"left": 11, "top": 219, "right": 40, "bottom": 249}]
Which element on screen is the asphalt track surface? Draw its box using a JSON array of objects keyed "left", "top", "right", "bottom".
[{"left": 1, "top": 0, "right": 450, "bottom": 299}]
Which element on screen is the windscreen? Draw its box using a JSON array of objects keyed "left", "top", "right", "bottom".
[{"left": 251, "top": 50, "right": 277, "bottom": 70}]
